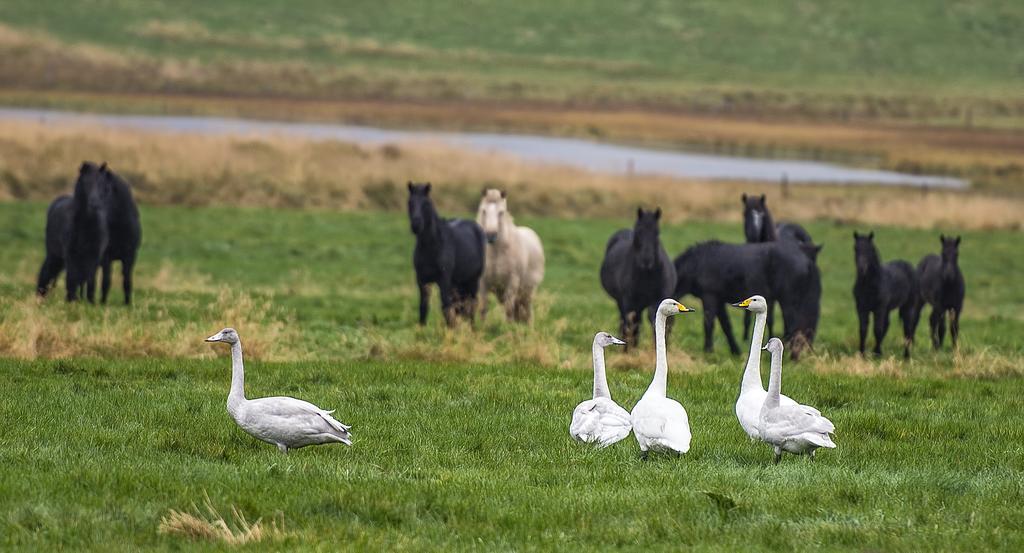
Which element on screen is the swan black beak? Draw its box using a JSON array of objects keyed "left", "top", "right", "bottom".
[{"left": 610, "top": 337, "right": 627, "bottom": 346}]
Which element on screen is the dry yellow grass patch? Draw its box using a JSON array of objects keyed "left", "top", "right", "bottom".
[
  {"left": 158, "top": 495, "right": 286, "bottom": 546},
  {"left": 0, "top": 119, "right": 1020, "bottom": 230}
]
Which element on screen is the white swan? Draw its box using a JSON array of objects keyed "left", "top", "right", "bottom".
[
  {"left": 631, "top": 299, "right": 696, "bottom": 458},
  {"left": 570, "top": 331, "right": 631, "bottom": 447},
  {"left": 730, "top": 295, "right": 808, "bottom": 439},
  {"left": 760, "top": 338, "right": 835, "bottom": 463},
  {"left": 205, "top": 328, "right": 352, "bottom": 453}
]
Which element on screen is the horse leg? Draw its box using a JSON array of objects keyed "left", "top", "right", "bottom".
[
  {"left": 856, "top": 308, "right": 869, "bottom": 356},
  {"left": 899, "top": 303, "right": 916, "bottom": 359},
  {"left": 627, "top": 310, "right": 640, "bottom": 350},
  {"left": 717, "top": 305, "right": 741, "bottom": 355},
  {"left": 949, "top": 308, "right": 961, "bottom": 349},
  {"left": 36, "top": 254, "right": 64, "bottom": 297},
  {"left": 478, "top": 278, "right": 490, "bottom": 322},
  {"left": 702, "top": 301, "right": 717, "bottom": 353},
  {"left": 935, "top": 308, "right": 947, "bottom": 348},
  {"left": 439, "top": 277, "right": 457, "bottom": 327},
  {"left": 872, "top": 308, "right": 889, "bottom": 356},
  {"left": 121, "top": 256, "right": 136, "bottom": 306},
  {"left": 100, "top": 261, "right": 113, "bottom": 304},
  {"left": 418, "top": 282, "right": 430, "bottom": 325},
  {"left": 503, "top": 276, "right": 521, "bottom": 323},
  {"left": 86, "top": 268, "right": 97, "bottom": 304},
  {"left": 929, "top": 307, "right": 942, "bottom": 349}
]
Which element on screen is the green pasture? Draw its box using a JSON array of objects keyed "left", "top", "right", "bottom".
[{"left": 1, "top": 201, "right": 1023, "bottom": 550}]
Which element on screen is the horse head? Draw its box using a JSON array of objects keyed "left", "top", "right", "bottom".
[
  {"left": 407, "top": 182, "right": 435, "bottom": 235},
  {"left": 852, "top": 231, "right": 878, "bottom": 276},
  {"left": 939, "top": 234, "right": 961, "bottom": 277},
  {"left": 477, "top": 188, "right": 508, "bottom": 244},
  {"left": 73, "top": 161, "right": 110, "bottom": 216},
  {"left": 742, "top": 193, "right": 772, "bottom": 243},
  {"left": 632, "top": 207, "right": 662, "bottom": 271}
]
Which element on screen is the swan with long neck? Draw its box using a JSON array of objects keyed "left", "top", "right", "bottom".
[
  {"left": 630, "top": 298, "right": 695, "bottom": 457},
  {"left": 759, "top": 338, "right": 835, "bottom": 463},
  {"left": 730, "top": 295, "right": 805, "bottom": 439},
  {"left": 205, "top": 328, "right": 352, "bottom": 453},
  {"left": 570, "top": 332, "right": 632, "bottom": 447}
]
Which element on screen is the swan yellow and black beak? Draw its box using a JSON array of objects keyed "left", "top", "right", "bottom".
[
  {"left": 731, "top": 298, "right": 752, "bottom": 309},
  {"left": 677, "top": 304, "right": 696, "bottom": 313}
]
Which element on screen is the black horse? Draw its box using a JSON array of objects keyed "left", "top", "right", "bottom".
[
  {"left": 852, "top": 232, "right": 919, "bottom": 358},
  {"left": 741, "top": 193, "right": 819, "bottom": 337},
  {"left": 917, "top": 235, "right": 965, "bottom": 349},
  {"left": 600, "top": 208, "right": 676, "bottom": 350},
  {"left": 37, "top": 162, "right": 141, "bottom": 304},
  {"left": 673, "top": 239, "right": 820, "bottom": 358},
  {"left": 407, "top": 182, "right": 485, "bottom": 327}
]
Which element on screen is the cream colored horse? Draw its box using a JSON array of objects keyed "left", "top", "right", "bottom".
[{"left": 476, "top": 189, "right": 545, "bottom": 322}]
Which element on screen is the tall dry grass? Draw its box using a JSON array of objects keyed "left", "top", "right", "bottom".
[
  {"left": 158, "top": 493, "right": 287, "bottom": 545},
  {"left": 0, "top": 118, "right": 1020, "bottom": 230}
]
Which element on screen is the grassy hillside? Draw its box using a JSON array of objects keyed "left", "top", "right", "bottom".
[
  {"left": 1, "top": 1, "right": 1023, "bottom": 123},
  {"left": 1, "top": 201, "right": 1022, "bottom": 549}
]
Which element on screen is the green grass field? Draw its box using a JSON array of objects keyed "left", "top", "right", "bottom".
[
  {"left": 2, "top": 1, "right": 1023, "bottom": 123},
  {"left": 2, "top": 200, "right": 1023, "bottom": 550}
]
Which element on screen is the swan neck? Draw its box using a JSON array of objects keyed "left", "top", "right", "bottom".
[
  {"left": 742, "top": 309, "right": 768, "bottom": 393},
  {"left": 592, "top": 342, "right": 611, "bottom": 399},
  {"left": 229, "top": 341, "right": 246, "bottom": 402},
  {"left": 765, "top": 349, "right": 782, "bottom": 409},
  {"left": 646, "top": 310, "right": 669, "bottom": 398}
]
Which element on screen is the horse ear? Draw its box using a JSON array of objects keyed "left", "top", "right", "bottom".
[
  {"left": 79, "top": 161, "right": 91, "bottom": 174},
  {"left": 867, "top": 231, "right": 874, "bottom": 240},
  {"left": 939, "top": 234, "right": 945, "bottom": 242},
  {"left": 852, "top": 231, "right": 859, "bottom": 239},
  {"left": 759, "top": 194, "right": 766, "bottom": 205},
  {"left": 424, "top": 183, "right": 431, "bottom": 194},
  {"left": 637, "top": 207, "right": 644, "bottom": 219},
  {"left": 99, "top": 162, "right": 108, "bottom": 172},
  {"left": 408, "top": 182, "right": 414, "bottom": 192},
  {"left": 481, "top": 187, "right": 488, "bottom": 197},
  {"left": 654, "top": 207, "right": 662, "bottom": 220},
  {"left": 500, "top": 189, "right": 507, "bottom": 199},
  {"left": 955, "top": 236, "right": 961, "bottom": 246},
  {"left": 815, "top": 244, "right": 824, "bottom": 253},
  {"left": 741, "top": 193, "right": 748, "bottom": 203}
]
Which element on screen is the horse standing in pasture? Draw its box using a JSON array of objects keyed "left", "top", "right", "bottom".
[
  {"left": 740, "top": 193, "right": 819, "bottom": 338},
  {"left": 673, "top": 240, "right": 821, "bottom": 359},
  {"left": 407, "top": 182, "right": 486, "bottom": 327},
  {"left": 600, "top": 208, "right": 676, "bottom": 351},
  {"left": 852, "top": 232, "right": 919, "bottom": 358},
  {"left": 476, "top": 189, "right": 545, "bottom": 323},
  {"left": 917, "top": 235, "right": 965, "bottom": 350},
  {"left": 37, "top": 162, "right": 141, "bottom": 304}
]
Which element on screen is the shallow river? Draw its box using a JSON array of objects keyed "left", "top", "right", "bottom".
[{"left": 0, "top": 107, "right": 967, "bottom": 189}]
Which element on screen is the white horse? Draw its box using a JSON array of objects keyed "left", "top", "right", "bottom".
[{"left": 476, "top": 189, "right": 545, "bottom": 322}]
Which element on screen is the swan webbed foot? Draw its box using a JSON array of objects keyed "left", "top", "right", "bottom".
[{"left": 640, "top": 450, "right": 649, "bottom": 462}]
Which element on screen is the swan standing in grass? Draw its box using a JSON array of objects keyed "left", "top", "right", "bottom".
[
  {"left": 730, "top": 295, "right": 808, "bottom": 440},
  {"left": 760, "top": 338, "right": 835, "bottom": 463},
  {"left": 205, "top": 328, "right": 352, "bottom": 453},
  {"left": 631, "top": 299, "right": 696, "bottom": 458},
  {"left": 570, "top": 332, "right": 631, "bottom": 447}
]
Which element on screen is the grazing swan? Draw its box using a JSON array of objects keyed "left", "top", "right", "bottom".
[
  {"left": 570, "top": 332, "right": 631, "bottom": 447},
  {"left": 631, "top": 299, "right": 696, "bottom": 458},
  {"left": 730, "top": 295, "right": 807, "bottom": 440},
  {"left": 760, "top": 338, "right": 835, "bottom": 463},
  {"left": 205, "top": 328, "right": 352, "bottom": 453}
]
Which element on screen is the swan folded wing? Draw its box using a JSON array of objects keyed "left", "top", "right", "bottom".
[
  {"left": 764, "top": 406, "right": 834, "bottom": 442},
  {"left": 249, "top": 397, "right": 352, "bottom": 443},
  {"left": 633, "top": 401, "right": 691, "bottom": 453},
  {"left": 572, "top": 400, "right": 632, "bottom": 446},
  {"left": 570, "top": 402, "right": 602, "bottom": 443}
]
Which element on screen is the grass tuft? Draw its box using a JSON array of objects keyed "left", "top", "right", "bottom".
[{"left": 158, "top": 493, "right": 286, "bottom": 545}]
